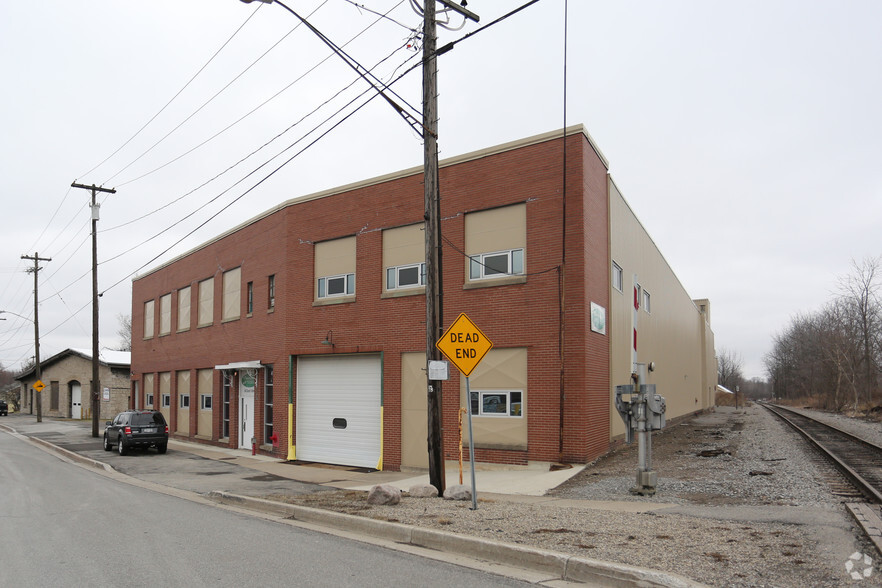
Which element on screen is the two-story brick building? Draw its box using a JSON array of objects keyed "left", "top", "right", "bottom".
[{"left": 130, "top": 126, "right": 716, "bottom": 471}]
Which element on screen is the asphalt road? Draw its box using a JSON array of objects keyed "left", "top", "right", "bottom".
[{"left": 0, "top": 430, "right": 534, "bottom": 587}]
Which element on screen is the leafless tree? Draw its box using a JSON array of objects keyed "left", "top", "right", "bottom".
[
  {"left": 838, "top": 257, "right": 881, "bottom": 405},
  {"left": 717, "top": 348, "right": 744, "bottom": 391},
  {"left": 114, "top": 313, "right": 132, "bottom": 352}
]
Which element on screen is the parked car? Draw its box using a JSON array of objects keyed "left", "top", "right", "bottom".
[
  {"left": 0, "top": 400, "right": 7, "bottom": 416},
  {"left": 103, "top": 410, "right": 168, "bottom": 455}
]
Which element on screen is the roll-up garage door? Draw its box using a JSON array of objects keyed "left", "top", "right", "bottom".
[{"left": 296, "top": 354, "right": 382, "bottom": 468}]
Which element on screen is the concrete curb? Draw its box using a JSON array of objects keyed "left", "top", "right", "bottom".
[{"left": 208, "top": 491, "right": 704, "bottom": 588}]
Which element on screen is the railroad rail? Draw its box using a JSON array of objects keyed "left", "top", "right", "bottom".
[{"left": 762, "top": 403, "right": 882, "bottom": 555}]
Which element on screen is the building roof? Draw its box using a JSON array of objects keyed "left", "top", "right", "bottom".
[{"left": 15, "top": 348, "right": 131, "bottom": 381}]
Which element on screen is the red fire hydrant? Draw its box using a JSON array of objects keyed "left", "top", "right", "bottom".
[{"left": 270, "top": 433, "right": 279, "bottom": 448}]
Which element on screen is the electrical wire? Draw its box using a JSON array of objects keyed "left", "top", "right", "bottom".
[
  {"left": 101, "top": 1, "right": 332, "bottom": 186},
  {"left": 79, "top": 4, "right": 266, "bottom": 181}
]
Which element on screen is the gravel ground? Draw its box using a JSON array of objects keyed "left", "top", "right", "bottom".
[{"left": 269, "top": 404, "right": 882, "bottom": 587}]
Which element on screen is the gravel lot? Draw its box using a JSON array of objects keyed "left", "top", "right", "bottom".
[{"left": 270, "top": 404, "right": 882, "bottom": 587}]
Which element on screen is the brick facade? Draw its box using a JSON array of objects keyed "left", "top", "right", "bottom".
[{"left": 131, "top": 127, "right": 708, "bottom": 470}]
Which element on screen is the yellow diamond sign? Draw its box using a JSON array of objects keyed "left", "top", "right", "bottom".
[
  {"left": 34, "top": 380, "right": 45, "bottom": 392},
  {"left": 436, "top": 313, "right": 493, "bottom": 377}
]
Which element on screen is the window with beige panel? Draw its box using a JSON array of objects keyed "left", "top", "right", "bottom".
[
  {"left": 198, "top": 277, "right": 214, "bottom": 326},
  {"left": 159, "top": 293, "right": 172, "bottom": 336},
  {"left": 383, "top": 223, "right": 425, "bottom": 293},
  {"left": 144, "top": 373, "right": 155, "bottom": 407},
  {"left": 177, "top": 286, "right": 191, "bottom": 331},
  {"left": 176, "top": 370, "right": 190, "bottom": 435},
  {"left": 197, "top": 368, "right": 213, "bottom": 438},
  {"left": 143, "top": 300, "right": 155, "bottom": 339},
  {"left": 222, "top": 267, "right": 241, "bottom": 321},
  {"left": 465, "top": 204, "right": 526, "bottom": 283},
  {"left": 315, "top": 236, "right": 355, "bottom": 301},
  {"left": 459, "top": 347, "right": 528, "bottom": 450}
]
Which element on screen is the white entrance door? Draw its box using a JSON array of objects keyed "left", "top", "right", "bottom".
[
  {"left": 238, "top": 371, "right": 256, "bottom": 449},
  {"left": 71, "top": 383, "right": 82, "bottom": 419}
]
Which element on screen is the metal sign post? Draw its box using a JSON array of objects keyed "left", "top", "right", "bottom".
[{"left": 436, "top": 313, "right": 493, "bottom": 510}]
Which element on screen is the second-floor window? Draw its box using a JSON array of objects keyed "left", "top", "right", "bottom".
[
  {"left": 268, "top": 275, "right": 275, "bottom": 310},
  {"left": 387, "top": 262, "right": 425, "bottom": 290},
  {"left": 318, "top": 273, "right": 355, "bottom": 298},
  {"left": 469, "top": 248, "right": 524, "bottom": 280}
]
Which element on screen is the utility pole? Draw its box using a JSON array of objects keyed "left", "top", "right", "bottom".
[
  {"left": 71, "top": 182, "right": 116, "bottom": 437},
  {"left": 21, "top": 253, "right": 51, "bottom": 423},
  {"left": 423, "top": 0, "right": 478, "bottom": 496}
]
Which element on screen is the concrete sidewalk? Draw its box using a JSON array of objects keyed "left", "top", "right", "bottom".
[{"left": 0, "top": 413, "right": 698, "bottom": 587}]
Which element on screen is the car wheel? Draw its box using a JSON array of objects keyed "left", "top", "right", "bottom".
[
  {"left": 157, "top": 443, "right": 167, "bottom": 454},
  {"left": 117, "top": 436, "right": 127, "bottom": 456},
  {"left": 103, "top": 435, "right": 112, "bottom": 451}
]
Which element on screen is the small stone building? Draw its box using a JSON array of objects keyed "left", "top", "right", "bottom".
[{"left": 16, "top": 348, "right": 131, "bottom": 420}]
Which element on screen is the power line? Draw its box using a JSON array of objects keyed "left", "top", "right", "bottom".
[{"left": 79, "top": 4, "right": 266, "bottom": 181}]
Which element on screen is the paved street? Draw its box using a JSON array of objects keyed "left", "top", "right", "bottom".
[{"left": 0, "top": 427, "right": 536, "bottom": 587}]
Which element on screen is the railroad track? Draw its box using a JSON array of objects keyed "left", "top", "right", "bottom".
[{"left": 761, "top": 403, "right": 882, "bottom": 555}]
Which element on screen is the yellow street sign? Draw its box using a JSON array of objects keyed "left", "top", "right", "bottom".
[
  {"left": 34, "top": 380, "right": 45, "bottom": 392},
  {"left": 435, "top": 313, "right": 493, "bottom": 377}
]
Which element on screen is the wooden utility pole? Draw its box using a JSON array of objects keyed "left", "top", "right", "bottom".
[
  {"left": 21, "top": 253, "right": 51, "bottom": 423},
  {"left": 71, "top": 182, "right": 116, "bottom": 437},
  {"left": 423, "top": 0, "right": 479, "bottom": 496}
]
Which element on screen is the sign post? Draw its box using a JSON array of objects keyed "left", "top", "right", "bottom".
[{"left": 436, "top": 313, "right": 493, "bottom": 510}]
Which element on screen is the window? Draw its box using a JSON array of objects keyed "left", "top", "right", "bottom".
[
  {"left": 264, "top": 365, "right": 274, "bottom": 442},
  {"left": 222, "top": 267, "right": 241, "bottom": 321},
  {"left": 469, "top": 390, "right": 523, "bottom": 417},
  {"left": 222, "top": 377, "right": 231, "bottom": 438},
  {"left": 612, "top": 261, "right": 623, "bottom": 292},
  {"left": 268, "top": 275, "right": 275, "bottom": 310},
  {"left": 386, "top": 263, "right": 425, "bottom": 290},
  {"left": 143, "top": 300, "right": 155, "bottom": 339},
  {"left": 159, "top": 293, "right": 172, "bottom": 335},
  {"left": 162, "top": 394, "right": 171, "bottom": 408},
  {"left": 144, "top": 373, "right": 154, "bottom": 408},
  {"left": 382, "top": 224, "right": 425, "bottom": 294},
  {"left": 465, "top": 204, "right": 526, "bottom": 285},
  {"left": 201, "top": 395, "right": 212, "bottom": 410},
  {"left": 146, "top": 393, "right": 154, "bottom": 407},
  {"left": 318, "top": 273, "right": 355, "bottom": 298},
  {"left": 179, "top": 394, "right": 190, "bottom": 408},
  {"left": 177, "top": 286, "right": 191, "bottom": 331},
  {"left": 314, "top": 237, "right": 355, "bottom": 301},
  {"left": 246, "top": 281, "right": 253, "bottom": 315},
  {"left": 643, "top": 290, "right": 651, "bottom": 313},
  {"left": 469, "top": 249, "right": 524, "bottom": 280},
  {"left": 198, "top": 277, "right": 214, "bottom": 326}
]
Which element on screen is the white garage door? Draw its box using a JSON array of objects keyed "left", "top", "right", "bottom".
[{"left": 296, "top": 354, "right": 382, "bottom": 469}]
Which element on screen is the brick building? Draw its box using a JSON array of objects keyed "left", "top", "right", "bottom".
[{"left": 130, "top": 126, "right": 716, "bottom": 470}]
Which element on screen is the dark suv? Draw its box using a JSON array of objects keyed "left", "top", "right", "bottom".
[
  {"left": 0, "top": 400, "right": 7, "bottom": 416},
  {"left": 104, "top": 410, "right": 168, "bottom": 455}
]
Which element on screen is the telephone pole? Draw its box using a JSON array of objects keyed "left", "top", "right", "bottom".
[
  {"left": 21, "top": 253, "right": 51, "bottom": 423},
  {"left": 71, "top": 182, "right": 116, "bottom": 437},
  {"left": 423, "top": 0, "right": 478, "bottom": 495}
]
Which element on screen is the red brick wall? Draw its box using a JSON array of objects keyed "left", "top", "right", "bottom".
[{"left": 131, "top": 131, "right": 612, "bottom": 468}]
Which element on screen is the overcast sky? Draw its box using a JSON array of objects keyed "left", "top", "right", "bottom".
[{"left": 1, "top": 0, "right": 880, "bottom": 380}]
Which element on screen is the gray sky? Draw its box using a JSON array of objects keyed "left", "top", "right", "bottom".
[{"left": 1, "top": 0, "right": 880, "bottom": 380}]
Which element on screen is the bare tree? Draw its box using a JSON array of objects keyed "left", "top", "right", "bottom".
[
  {"left": 838, "top": 257, "right": 881, "bottom": 406},
  {"left": 717, "top": 348, "right": 744, "bottom": 391},
  {"left": 114, "top": 313, "right": 132, "bottom": 352}
]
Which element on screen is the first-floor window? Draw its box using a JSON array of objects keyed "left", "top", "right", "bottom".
[
  {"left": 470, "top": 390, "right": 523, "bottom": 417},
  {"left": 222, "top": 378, "right": 231, "bottom": 438},
  {"left": 179, "top": 394, "right": 190, "bottom": 409},
  {"left": 469, "top": 249, "right": 524, "bottom": 280},
  {"left": 146, "top": 393, "right": 154, "bottom": 407},
  {"left": 386, "top": 263, "right": 425, "bottom": 290},
  {"left": 264, "top": 365, "right": 274, "bottom": 442},
  {"left": 317, "top": 273, "right": 355, "bottom": 298},
  {"left": 201, "top": 395, "right": 212, "bottom": 410},
  {"left": 161, "top": 394, "right": 171, "bottom": 408},
  {"left": 643, "top": 289, "right": 651, "bottom": 313}
]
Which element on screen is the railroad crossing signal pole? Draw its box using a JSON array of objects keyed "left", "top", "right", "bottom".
[
  {"left": 71, "top": 182, "right": 116, "bottom": 437},
  {"left": 21, "top": 253, "right": 51, "bottom": 423}
]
